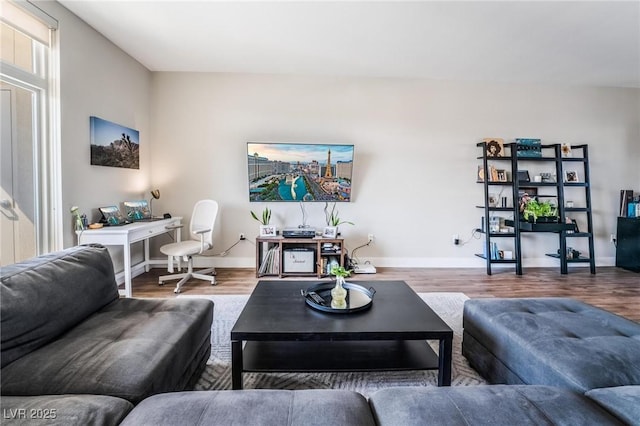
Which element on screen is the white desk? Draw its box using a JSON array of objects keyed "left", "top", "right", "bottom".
[{"left": 77, "top": 217, "right": 182, "bottom": 297}]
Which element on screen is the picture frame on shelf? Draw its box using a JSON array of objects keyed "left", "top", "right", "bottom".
[
  {"left": 571, "top": 218, "right": 580, "bottom": 233},
  {"left": 259, "top": 225, "right": 277, "bottom": 237},
  {"left": 517, "top": 170, "right": 530, "bottom": 183},
  {"left": 477, "top": 165, "right": 485, "bottom": 182},
  {"left": 518, "top": 187, "right": 538, "bottom": 199},
  {"left": 483, "top": 138, "right": 505, "bottom": 157},
  {"left": 496, "top": 169, "right": 508, "bottom": 182},
  {"left": 540, "top": 172, "right": 555, "bottom": 183},
  {"left": 322, "top": 226, "right": 338, "bottom": 238},
  {"left": 564, "top": 170, "right": 579, "bottom": 182}
]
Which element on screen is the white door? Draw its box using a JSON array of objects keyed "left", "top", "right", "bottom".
[{"left": 1, "top": 84, "right": 37, "bottom": 265}]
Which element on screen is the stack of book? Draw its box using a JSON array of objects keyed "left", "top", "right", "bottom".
[
  {"left": 619, "top": 190, "right": 639, "bottom": 218},
  {"left": 483, "top": 241, "right": 500, "bottom": 260}
]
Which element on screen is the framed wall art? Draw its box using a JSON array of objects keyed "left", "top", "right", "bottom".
[{"left": 90, "top": 116, "right": 140, "bottom": 169}]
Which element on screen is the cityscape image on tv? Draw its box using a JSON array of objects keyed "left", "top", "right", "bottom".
[{"left": 247, "top": 142, "right": 354, "bottom": 202}]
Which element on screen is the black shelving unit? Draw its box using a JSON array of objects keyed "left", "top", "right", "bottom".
[
  {"left": 477, "top": 142, "right": 595, "bottom": 275},
  {"left": 476, "top": 142, "right": 521, "bottom": 275}
]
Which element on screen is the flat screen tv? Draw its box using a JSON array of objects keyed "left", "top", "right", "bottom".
[{"left": 247, "top": 142, "right": 354, "bottom": 202}]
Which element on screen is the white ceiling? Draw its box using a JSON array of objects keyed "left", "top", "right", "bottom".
[{"left": 58, "top": 1, "right": 640, "bottom": 88}]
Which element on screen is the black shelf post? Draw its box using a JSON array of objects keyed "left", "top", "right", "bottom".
[
  {"left": 476, "top": 141, "right": 521, "bottom": 275},
  {"left": 558, "top": 144, "right": 595, "bottom": 274}
]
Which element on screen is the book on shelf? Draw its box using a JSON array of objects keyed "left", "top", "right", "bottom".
[
  {"left": 259, "top": 246, "right": 280, "bottom": 275},
  {"left": 483, "top": 241, "right": 499, "bottom": 260},
  {"left": 619, "top": 190, "right": 634, "bottom": 217}
]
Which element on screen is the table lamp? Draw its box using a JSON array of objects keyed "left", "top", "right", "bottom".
[{"left": 149, "top": 189, "right": 160, "bottom": 217}]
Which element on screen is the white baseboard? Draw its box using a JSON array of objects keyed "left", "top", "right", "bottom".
[
  {"left": 113, "top": 263, "right": 147, "bottom": 285},
  {"left": 145, "top": 256, "right": 616, "bottom": 273},
  {"left": 367, "top": 256, "right": 615, "bottom": 268}
]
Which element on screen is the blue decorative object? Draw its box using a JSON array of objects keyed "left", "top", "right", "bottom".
[{"left": 516, "top": 138, "right": 542, "bottom": 157}]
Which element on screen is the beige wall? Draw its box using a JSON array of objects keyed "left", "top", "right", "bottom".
[
  {"left": 38, "top": 2, "right": 640, "bottom": 271},
  {"left": 36, "top": 1, "right": 152, "bottom": 271},
  {"left": 151, "top": 73, "right": 639, "bottom": 269}
]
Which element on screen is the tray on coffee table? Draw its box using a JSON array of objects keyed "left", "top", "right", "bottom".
[{"left": 301, "top": 282, "right": 376, "bottom": 314}]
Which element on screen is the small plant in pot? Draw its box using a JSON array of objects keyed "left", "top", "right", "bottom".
[
  {"left": 251, "top": 207, "right": 274, "bottom": 236},
  {"left": 521, "top": 199, "right": 558, "bottom": 223},
  {"left": 329, "top": 265, "right": 352, "bottom": 309},
  {"left": 250, "top": 206, "right": 271, "bottom": 225},
  {"left": 324, "top": 202, "right": 354, "bottom": 235}
]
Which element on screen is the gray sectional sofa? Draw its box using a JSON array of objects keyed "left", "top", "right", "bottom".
[
  {"left": 1, "top": 244, "right": 213, "bottom": 425},
  {"left": 3, "top": 245, "right": 639, "bottom": 425}
]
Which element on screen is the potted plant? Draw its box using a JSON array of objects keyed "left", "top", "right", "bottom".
[
  {"left": 329, "top": 265, "right": 352, "bottom": 309},
  {"left": 324, "top": 202, "right": 354, "bottom": 236},
  {"left": 521, "top": 199, "right": 558, "bottom": 223},
  {"left": 251, "top": 207, "right": 274, "bottom": 236}
]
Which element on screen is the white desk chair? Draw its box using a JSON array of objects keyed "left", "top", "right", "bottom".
[{"left": 159, "top": 199, "right": 218, "bottom": 293}]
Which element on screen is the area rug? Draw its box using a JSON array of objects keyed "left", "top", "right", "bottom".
[{"left": 178, "top": 292, "right": 487, "bottom": 397}]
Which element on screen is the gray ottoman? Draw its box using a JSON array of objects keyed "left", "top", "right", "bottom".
[
  {"left": 369, "top": 385, "right": 624, "bottom": 425},
  {"left": 120, "top": 389, "right": 375, "bottom": 426},
  {"left": 462, "top": 298, "right": 640, "bottom": 392}
]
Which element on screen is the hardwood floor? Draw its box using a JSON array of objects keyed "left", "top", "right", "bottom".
[{"left": 131, "top": 266, "right": 640, "bottom": 321}]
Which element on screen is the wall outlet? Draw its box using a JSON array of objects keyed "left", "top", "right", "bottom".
[
  {"left": 453, "top": 234, "right": 460, "bottom": 245},
  {"left": 239, "top": 233, "right": 246, "bottom": 240},
  {"left": 368, "top": 233, "right": 375, "bottom": 243},
  {"left": 610, "top": 233, "right": 616, "bottom": 243}
]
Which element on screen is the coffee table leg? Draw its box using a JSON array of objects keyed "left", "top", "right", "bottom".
[
  {"left": 438, "top": 336, "right": 452, "bottom": 386},
  {"left": 231, "top": 340, "right": 243, "bottom": 390}
]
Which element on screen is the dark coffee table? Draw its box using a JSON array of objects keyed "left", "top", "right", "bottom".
[{"left": 230, "top": 280, "right": 453, "bottom": 389}]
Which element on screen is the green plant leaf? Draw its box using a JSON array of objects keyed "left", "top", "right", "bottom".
[
  {"left": 251, "top": 207, "right": 271, "bottom": 225},
  {"left": 330, "top": 265, "right": 352, "bottom": 277}
]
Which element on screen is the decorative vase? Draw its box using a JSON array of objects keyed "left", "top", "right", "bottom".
[
  {"left": 331, "top": 276, "right": 347, "bottom": 309},
  {"left": 74, "top": 215, "right": 84, "bottom": 231}
]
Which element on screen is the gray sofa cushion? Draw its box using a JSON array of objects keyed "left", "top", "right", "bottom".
[
  {"left": 585, "top": 386, "right": 640, "bottom": 426},
  {"left": 369, "top": 385, "right": 624, "bottom": 426},
  {"left": 0, "top": 394, "right": 133, "bottom": 426},
  {"left": 1, "top": 244, "right": 119, "bottom": 368},
  {"left": 120, "top": 390, "right": 376, "bottom": 426},
  {"left": 1, "top": 297, "right": 213, "bottom": 404},
  {"left": 462, "top": 298, "right": 640, "bottom": 392}
]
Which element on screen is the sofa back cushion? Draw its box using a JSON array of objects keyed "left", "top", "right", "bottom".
[{"left": 1, "top": 244, "right": 119, "bottom": 367}]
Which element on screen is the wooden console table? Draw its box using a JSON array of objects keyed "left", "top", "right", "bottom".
[{"left": 256, "top": 236, "right": 345, "bottom": 278}]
